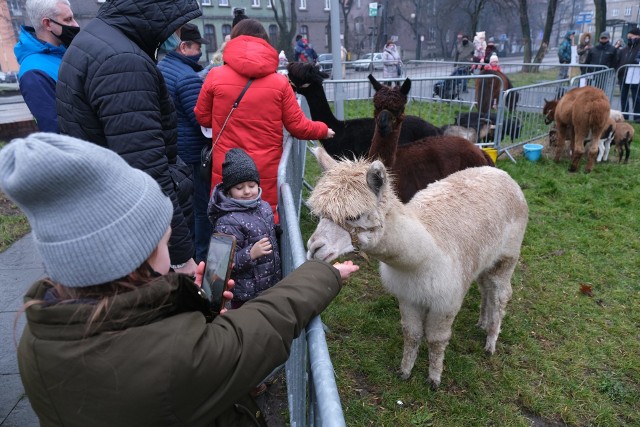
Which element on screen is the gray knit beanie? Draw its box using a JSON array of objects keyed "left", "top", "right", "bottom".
[
  {"left": 221, "top": 148, "right": 260, "bottom": 191},
  {"left": 0, "top": 133, "right": 173, "bottom": 287}
]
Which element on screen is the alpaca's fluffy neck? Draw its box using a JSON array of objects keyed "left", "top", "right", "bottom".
[
  {"left": 299, "top": 84, "right": 343, "bottom": 129},
  {"left": 362, "top": 194, "right": 441, "bottom": 271},
  {"left": 369, "top": 121, "right": 402, "bottom": 167}
]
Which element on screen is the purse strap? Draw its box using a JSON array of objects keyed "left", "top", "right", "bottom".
[{"left": 212, "top": 78, "right": 254, "bottom": 148}]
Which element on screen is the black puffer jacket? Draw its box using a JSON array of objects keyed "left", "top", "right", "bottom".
[{"left": 56, "top": 0, "right": 200, "bottom": 264}]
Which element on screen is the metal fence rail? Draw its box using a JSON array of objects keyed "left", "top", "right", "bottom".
[{"left": 278, "top": 132, "right": 346, "bottom": 426}]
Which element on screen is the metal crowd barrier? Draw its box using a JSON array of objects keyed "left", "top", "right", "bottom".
[{"left": 277, "top": 131, "right": 346, "bottom": 426}]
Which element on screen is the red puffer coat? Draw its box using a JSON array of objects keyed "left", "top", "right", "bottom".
[{"left": 195, "top": 35, "right": 328, "bottom": 220}]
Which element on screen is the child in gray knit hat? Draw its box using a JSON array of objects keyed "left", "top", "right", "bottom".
[{"left": 208, "top": 148, "right": 282, "bottom": 310}]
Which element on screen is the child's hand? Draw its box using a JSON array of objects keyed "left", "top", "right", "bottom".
[{"left": 250, "top": 237, "right": 273, "bottom": 260}]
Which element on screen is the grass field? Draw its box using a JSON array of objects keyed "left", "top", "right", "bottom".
[{"left": 300, "top": 135, "right": 640, "bottom": 426}]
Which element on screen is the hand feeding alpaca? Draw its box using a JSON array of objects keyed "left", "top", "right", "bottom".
[
  {"left": 306, "top": 147, "right": 528, "bottom": 388},
  {"left": 367, "top": 74, "right": 494, "bottom": 203},
  {"left": 542, "top": 86, "right": 610, "bottom": 172},
  {"left": 286, "top": 62, "right": 441, "bottom": 158}
]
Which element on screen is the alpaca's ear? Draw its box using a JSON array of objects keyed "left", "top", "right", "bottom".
[
  {"left": 366, "top": 160, "right": 387, "bottom": 198},
  {"left": 368, "top": 74, "right": 383, "bottom": 91},
  {"left": 311, "top": 145, "right": 337, "bottom": 171},
  {"left": 400, "top": 78, "right": 411, "bottom": 96}
]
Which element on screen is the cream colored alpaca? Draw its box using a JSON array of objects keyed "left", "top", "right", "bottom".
[{"left": 306, "top": 146, "right": 528, "bottom": 388}]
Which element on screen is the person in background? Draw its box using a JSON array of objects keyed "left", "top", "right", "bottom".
[
  {"left": 452, "top": 34, "right": 474, "bottom": 92},
  {"left": 195, "top": 19, "right": 335, "bottom": 222},
  {"left": 585, "top": 31, "right": 617, "bottom": 72},
  {"left": 14, "top": 0, "right": 79, "bottom": 133},
  {"left": 576, "top": 32, "right": 592, "bottom": 74},
  {"left": 382, "top": 40, "right": 402, "bottom": 86},
  {"left": 158, "top": 23, "right": 212, "bottom": 264},
  {"left": 304, "top": 37, "right": 318, "bottom": 64},
  {"left": 483, "top": 37, "right": 498, "bottom": 64},
  {"left": 557, "top": 30, "right": 574, "bottom": 79},
  {"left": 157, "top": 28, "right": 181, "bottom": 62},
  {"left": 1, "top": 132, "right": 358, "bottom": 427},
  {"left": 56, "top": 0, "right": 199, "bottom": 276},
  {"left": 615, "top": 27, "right": 640, "bottom": 122},
  {"left": 484, "top": 53, "right": 502, "bottom": 72},
  {"left": 232, "top": 7, "right": 248, "bottom": 28}
]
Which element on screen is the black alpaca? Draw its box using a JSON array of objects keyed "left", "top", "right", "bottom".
[{"left": 286, "top": 62, "right": 441, "bottom": 159}]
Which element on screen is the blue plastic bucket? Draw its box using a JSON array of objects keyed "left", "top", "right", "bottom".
[{"left": 523, "top": 143, "right": 543, "bottom": 162}]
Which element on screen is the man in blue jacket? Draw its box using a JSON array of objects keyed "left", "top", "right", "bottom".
[
  {"left": 14, "top": 0, "right": 79, "bottom": 133},
  {"left": 158, "top": 23, "right": 212, "bottom": 263},
  {"left": 557, "top": 31, "right": 574, "bottom": 79}
]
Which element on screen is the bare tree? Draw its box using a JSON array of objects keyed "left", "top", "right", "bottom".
[
  {"left": 339, "top": 0, "right": 353, "bottom": 52},
  {"left": 531, "top": 0, "right": 558, "bottom": 67},
  {"left": 271, "top": 0, "right": 297, "bottom": 60},
  {"left": 515, "top": 0, "right": 533, "bottom": 64},
  {"left": 460, "top": 0, "right": 491, "bottom": 34},
  {"left": 593, "top": 0, "right": 606, "bottom": 38}
]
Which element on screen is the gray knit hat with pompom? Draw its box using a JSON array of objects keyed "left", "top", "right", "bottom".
[
  {"left": 221, "top": 148, "right": 260, "bottom": 191},
  {"left": 0, "top": 133, "right": 173, "bottom": 287}
]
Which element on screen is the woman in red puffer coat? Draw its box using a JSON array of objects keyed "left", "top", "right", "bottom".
[{"left": 195, "top": 19, "right": 334, "bottom": 221}]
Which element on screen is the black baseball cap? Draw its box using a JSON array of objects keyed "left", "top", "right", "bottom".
[{"left": 181, "top": 23, "right": 207, "bottom": 45}]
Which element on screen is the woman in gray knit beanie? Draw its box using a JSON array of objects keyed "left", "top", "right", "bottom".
[{"left": 0, "top": 134, "right": 358, "bottom": 425}]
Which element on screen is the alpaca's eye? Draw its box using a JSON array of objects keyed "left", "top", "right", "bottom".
[
  {"left": 345, "top": 214, "right": 361, "bottom": 222},
  {"left": 300, "top": 83, "right": 310, "bottom": 88}
]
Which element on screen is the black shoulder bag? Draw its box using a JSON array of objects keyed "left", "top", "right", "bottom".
[{"left": 200, "top": 78, "right": 254, "bottom": 181}]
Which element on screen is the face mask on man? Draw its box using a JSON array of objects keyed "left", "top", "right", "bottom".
[
  {"left": 627, "top": 38, "right": 639, "bottom": 47},
  {"left": 160, "top": 33, "right": 181, "bottom": 53},
  {"left": 187, "top": 53, "right": 202, "bottom": 63},
  {"left": 49, "top": 19, "right": 79, "bottom": 48},
  {"left": 462, "top": 40, "right": 469, "bottom": 46}
]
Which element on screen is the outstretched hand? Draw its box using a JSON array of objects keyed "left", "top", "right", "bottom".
[
  {"left": 326, "top": 128, "right": 335, "bottom": 139},
  {"left": 333, "top": 260, "right": 359, "bottom": 280}
]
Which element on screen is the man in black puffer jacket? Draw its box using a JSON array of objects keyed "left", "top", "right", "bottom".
[{"left": 56, "top": 0, "right": 199, "bottom": 275}]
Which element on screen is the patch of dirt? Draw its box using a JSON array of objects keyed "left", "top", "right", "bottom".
[
  {"left": 255, "top": 370, "right": 289, "bottom": 427},
  {"left": 0, "top": 192, "right": 22, "bottom": 216}
]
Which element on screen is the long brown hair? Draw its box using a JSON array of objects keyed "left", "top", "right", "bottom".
[
  {"left": 15, "top": 262, "right": 163, "bottom": 344},
  {"left": 230, "top": 18, "right": 269, "bottom": 42}
]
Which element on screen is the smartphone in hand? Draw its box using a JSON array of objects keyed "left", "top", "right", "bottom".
[{"left": 202, "top": 233, "right": 236, "bottom": 313}]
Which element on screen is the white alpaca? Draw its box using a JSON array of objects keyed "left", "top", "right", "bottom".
[
  {"left": 306, "top": 146, "right": 528, "bottom": 388},
  {"left": 597, "top": 117, "right": 617, "bottom": 162}
]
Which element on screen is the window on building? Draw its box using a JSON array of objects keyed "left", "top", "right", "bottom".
[
  {"left": 222, "top": 24, "right": 232, "bottom": 39},
  {"left": 324, "top": 0, "right": 330, "bottom": 10},
  {"left": 204, "top": 24, "right": 217, "bottom": 52},
  {"left": 201, "top": 0, "right": 211, "bottom": 5},
  {"left": 299, "top": 0, "right": 307, "bottom": 10},
  {"left": 612, "top": 8, "right": 619, "bottom": 17},
  {"left": 219, "top": 0, "right": 229, "bottom": 6},
  {"left": 625, "top": 7, "right": 632, "bottom": 16},
  {"left": 324, "top": 25, "right": 329, "bottom": 47},
  {"left": 267, "top": 0, "right": 272, "bottom": 7},
  {"left": 269, "top": 24, "right": 278, "bottom": 46},
  {"left": 301, "top": 25, "right": 309, "bottom": 40},
  {"left": 252, "top": 0, "right": 260, "bottom": 7}
]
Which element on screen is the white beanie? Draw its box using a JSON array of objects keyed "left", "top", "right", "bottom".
[
  {"left": 490, "top": 54, "right": 499, "bottom": 63},
  {"left": 0, "top": 133, "right": 173, "bottom": 287}
]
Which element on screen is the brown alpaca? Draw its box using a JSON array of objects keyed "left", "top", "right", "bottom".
[
  {"left": 475, "top": 69, "right": 518, "bottom": 118},
  {"left": 367, "top": 74, "right": 494, "bottom": 203},
  {"left": 543, "top": 86, "right": 611, "bottom": 172}
]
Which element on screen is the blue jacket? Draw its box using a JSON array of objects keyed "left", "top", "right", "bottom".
[
  {"left": 558, "top": 32, "right": 573, "bottom": 63},
  {"left": 14, "top": 26, "right": 66, "bottom": 133},
  {"left": 158, "top": 51, "right": 209, "bottom": 164},
  {"left": 208, "top": 185, "right": 282, "bottom": 302}
]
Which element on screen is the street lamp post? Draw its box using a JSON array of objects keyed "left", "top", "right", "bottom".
[{"left": 411, "top": 13, "right": 421, "bottom": 60}]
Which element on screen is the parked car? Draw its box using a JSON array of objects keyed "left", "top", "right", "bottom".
[
  {"left": 0, "top": 71, "right": 18, "bottom": 83},
  {"left": 353, "top": 53, "right": 384, "bottom": 71},
  {"left": 317, "top": 53, "right": 333, "bottom": 73}
]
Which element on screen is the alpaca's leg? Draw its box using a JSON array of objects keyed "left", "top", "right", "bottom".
[
  {"left": 398, "top": 302, "right": 425, "bottom": 381},
  {"left": 478, "top": 256, "right": 516, "bottom": 354},
  {"left": 554, "top": 124, "right": 568, "bottom": 163},
  {"left": 570, "top": 128, "right": 588, "bottom": 172},
  {"left": 584, "top": 127, "right": 605, "bottom": 173},
  {"left": 603, "top": 136, "right": 613, "bottom": 162},
  {"left": 597, "top": 138, "right": 605, "bottom": 162},
  {"left": 424, "top": 310, "right": 456, "bottom": 389},
  {"left": 476, "top": 279, "right": 493, "bottom": 331}
]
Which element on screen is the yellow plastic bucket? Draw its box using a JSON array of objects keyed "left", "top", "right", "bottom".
[{"left": 482, "top": 147, "right": 498, "bottom": 163}]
